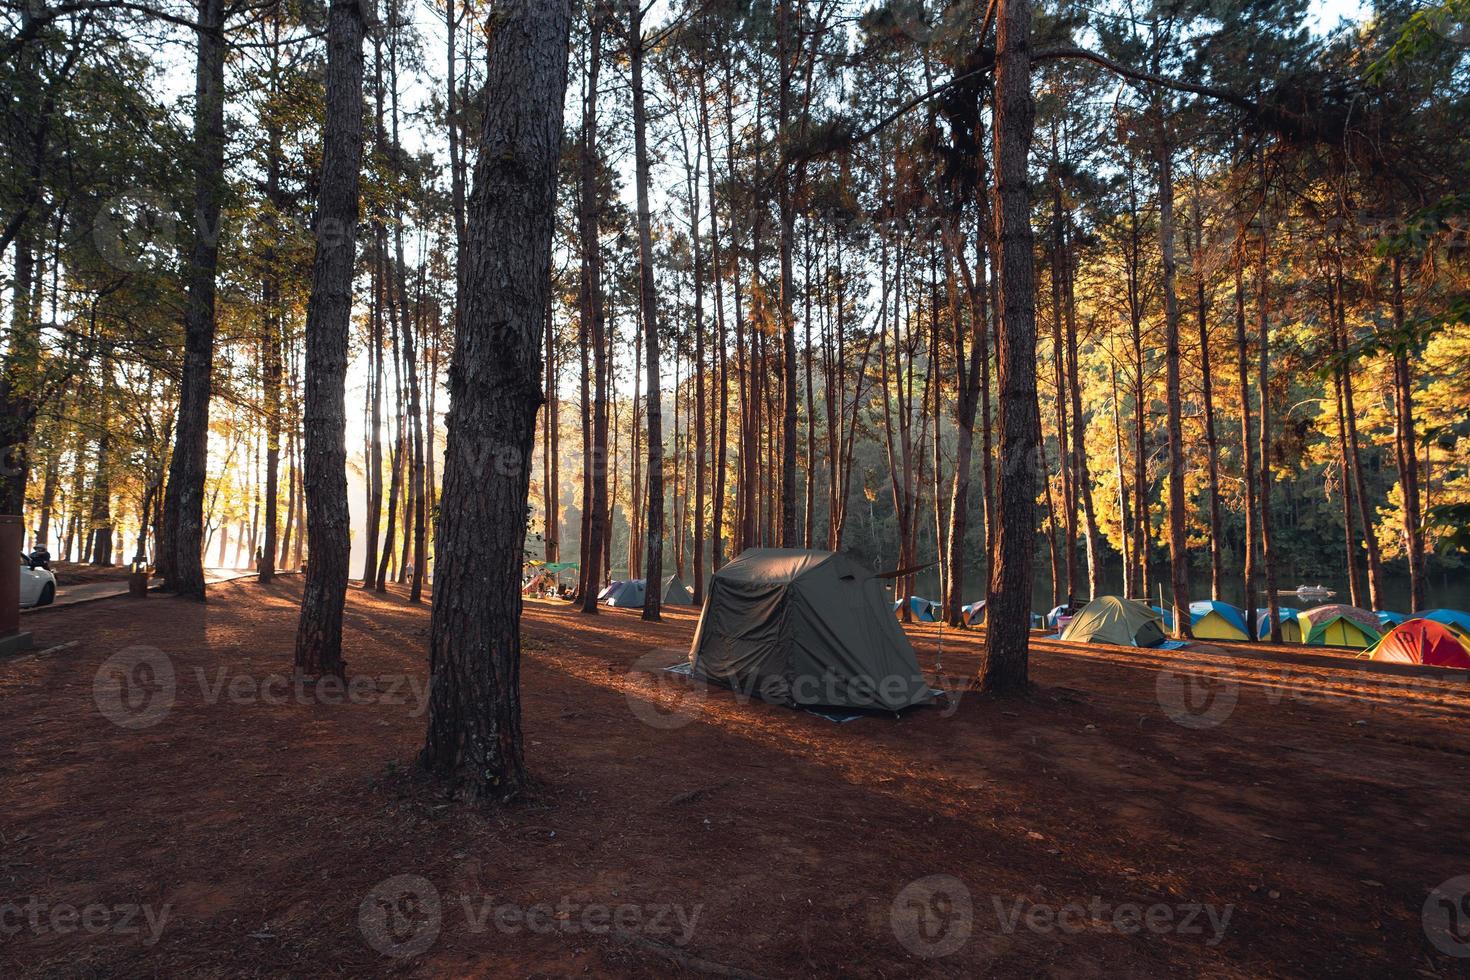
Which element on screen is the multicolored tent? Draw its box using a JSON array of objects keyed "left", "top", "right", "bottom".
[
  {"left": 894, "top": 596, "right": 938, "bottom": 622},
  {"left": 1060, "top": 596, "right": 1167, "bottom": 648},
  {"left": 1189, "top": 600, "right": 1250, "bottom": 641},
  {"left": 1367, "top": 619, "right": 1470, "bottom": 670},
  {"left": 1296, "top": 604, "right": 1382, "bottom": 648},
  {"left": 1255, "top": 607, "right": 1301, "bottom": 642}
]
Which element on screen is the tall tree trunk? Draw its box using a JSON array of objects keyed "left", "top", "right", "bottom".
[
  {"left": 704, "top": 68, "right": 729, "bottom": 572},
  {"left": 689, "top": 120, "right": 708, "bottom": 603},
  {"left": 293, "top": 0, "right": 366, "bottom": 677},
  {"left": 376, "top": 285, "right": 403, "bottom": 590},
  {"left": 1335, "top": 251, "right": 1384, "bottom": 607},
  {"left": 1233, "top": 243, "right": 1259, "bottom": 640},
  {"left": 577, "top": 7, "right": 607, "bottom": 614},
  {"left": 259, "top": 30, "right": 285, "bottom": 584},
  {"left": 630, "top": 4, "right": 663, "bottom": 622},
  {"left": 419, "top": 0, "right": 571, "bottom": 801},
  {"left": 1192, "top": 184, "right": 1223, "bottom": 600},
  {"left": 975, "top": 0, "right": 1036, "bottom": 694},
  {"left": 941, "top": 220, "right": 984, "bottom": 627},
  {"left": 89, "top": 426, "right": 112, "bottom": 566},
  {"left": 362, "top": 229, "right": 385, "bottom": 584},
  {"left": 1110, "top": 361, "right": 1131, "bottom": 591},
  {"left": 159, "top": 0, "right": 226, "bottom": 599},
  {"left": 1257, "top": 217, "right": 1280, "bottom": 641},
  {"left": 1156, "top": 122, "right": 1191, "bottom": 638},
  {"left": 776, "top": 0, "right": 798, "bottom": 548},
  {"left": 1390, "top": 255, "right": 1427, "bottom": 611},
  {"left": 1063, "top": 214, "right": 1101, "bottom": 598},
  {"left": 280, "top": 424, "right": 297, "bottom": 569},
  {"left": 1332, "top": 350, "right": 1365, "bottom": 608}
]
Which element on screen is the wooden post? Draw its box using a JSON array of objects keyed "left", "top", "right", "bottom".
[{"left": 0, "top": 516, "right": 34, "bottom": 653}]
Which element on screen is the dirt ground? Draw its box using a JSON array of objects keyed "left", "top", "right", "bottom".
[{"left": 3, "top": 578, "right": 1469, "bottom": 978}]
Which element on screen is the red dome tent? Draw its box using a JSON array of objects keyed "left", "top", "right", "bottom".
[{"left": 1368, "top": 619, "right": 1470, "bottom": 670}]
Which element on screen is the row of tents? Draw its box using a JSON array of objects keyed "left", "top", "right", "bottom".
[
  {"left": 1055, "top": 596, "right": 1470, "bottom": 669},
  {"left": 893, "top": 597, "right": 1039, "bottom": 629},
  {"left": 660, "top": 548, "right": 1470, "bottom": 717},
  {"left": 597, "top": 574, "right": 695, "bottom": 607}
]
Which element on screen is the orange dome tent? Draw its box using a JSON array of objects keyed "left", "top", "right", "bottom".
[{"left": 1368, "top": 619, "right": 1470, "bottom": 670}]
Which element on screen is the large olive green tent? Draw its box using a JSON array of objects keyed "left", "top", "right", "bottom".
[
  {"left": 689, "top": 548, "right": 932, "bottom": 711},
  {"left": 1059, "top": 596, "right": 1167, "bottom": 648}
]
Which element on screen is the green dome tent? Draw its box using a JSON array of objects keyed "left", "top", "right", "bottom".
[
  {"left": 602, "top": 579, "right": 646, "bottom": 607},
  {"left": 1059, "top": 596, "right": 1167, "bottom": 648},
  {"left": 659, "top": 573, "right": 694, "bottom": 605},
  {"left": 689, "top": 548, "right": 932, "bottom": 711}
]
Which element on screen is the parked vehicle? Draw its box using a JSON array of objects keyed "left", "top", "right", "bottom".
[{"left": 20, "top": 553, "right": 56, "bottom": 607}]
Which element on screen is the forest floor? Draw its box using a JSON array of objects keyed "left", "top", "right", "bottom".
[{"left": 3, "top": 577, "right": 1469, "bottom": 978}]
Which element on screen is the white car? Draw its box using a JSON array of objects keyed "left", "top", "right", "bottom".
[{"left": 20, "top": 554, "right": 56, "bottom": 607}]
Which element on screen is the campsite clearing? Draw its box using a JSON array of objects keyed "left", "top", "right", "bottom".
[{"left": 2, "top": 577, "right": 1468, "bottom": 977}]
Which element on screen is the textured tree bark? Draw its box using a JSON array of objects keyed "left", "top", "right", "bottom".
[
  {"left": 776, "top": 0, "right": 798, "bottom": 549},
  {"left": 279, "top": 424, "right": 297, "bottom": 570},
  {"left": 259, "top": 35, "right": 285, "bottom": 584},
  {"left": 1335, "top": 252, "right": 1384, "bottom": 608},
  {"left": 1257, "top": 219, "right": 1281, "bottom": 641},
  {"left": 376, "top": 265, "right": 403, "bottom": 590},
  {"left": 702, "top": 66, "right": 729, "bottom": 573},
  {"left": 629, "top": 2, "right": 662, "bottom": 622},
  {"left": 88, "top": 426, "right": 112, "bottom": 566},
  {"left": 419, "top": 0, "right": 571, "bottom": 801},
  {"left": 577, "top": 7, "right": 607, "bottom": 614},
  {"left": 1156, "top": 124, "right": 1192, "bottom": 638},
  {"left": 361, "top": 232, "right": 384, "bottom": 585},
  {"left": 1123, "top": 167, "right": 1150, "bottom": 600},
  {"left": 1332, "top": 354, "right": 1365, "bottom": 607},
  {"left": 975, "top": 0, "right": 1037, "bottom": 695},
  {"left": 1192, "top": 186, "right": 1223, "bottom": 601},
  {"left": 1062, "top": 214, "right": 1101, "bottom": 598},
  {"left": 1047, "top": 202, "right": 1074, "bottom": 602},
  {"left": 691, "top": 129, "right": 707, "bottom": 604},
  {"left": 1233, "top": 246, "right": 1259, "bottom": 640},
  {"left": 293, "top": 0, "right": 366, "bottom": 678},
  {"left": 941, "top": 220, "right": 984, "bottom": 627},
  {"left": 159, "top": 0, "right": 226, "bottom": 599},
  {"left": 1390, "top": 255, "right": 1427, "bottom": 611}
]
